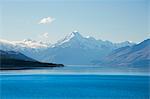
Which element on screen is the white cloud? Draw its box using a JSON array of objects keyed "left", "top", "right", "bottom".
[{"left": 38, "top": 17, "right": 55, "bottom": 24}]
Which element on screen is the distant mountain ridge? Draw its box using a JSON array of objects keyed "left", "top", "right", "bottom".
[
  {"left": 98, "top": 39, "right": 150, "bottom": 68},
  {"left": 0, "top": 31, "right": 135, "bottom": 65}
]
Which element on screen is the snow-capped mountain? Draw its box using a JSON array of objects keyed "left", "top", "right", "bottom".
[
  {"left": 0, "top": 38, "right": 49, "bottom": 50},
  {"left": 14, "top": 39, "right": 49, "bottom": 48},
  {"left": 0, "top": 39, "right": 50, "bottom": 60},
  {"left": 39, "top": 31, "right": 135, "bottom": 65},
  {"left": 53, "top": 31, "right": 103, "bottom": 49},
  {"left": 52, "top": 31, "right": 134, "bottom": 49},
  {"left": 0, "top": 39, "right": 17, "bottom": 51},
  {"left": 0, "top": 31, "right": 135, "bottom": 65}
]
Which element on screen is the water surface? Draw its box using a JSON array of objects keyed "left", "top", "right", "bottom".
[{"left": 0, "top": 74, "right": 149, "bottom": 99}]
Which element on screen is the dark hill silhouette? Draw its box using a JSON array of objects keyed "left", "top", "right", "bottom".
[{"left": 0, "top": 50, "right": 64, "bottom": 70}]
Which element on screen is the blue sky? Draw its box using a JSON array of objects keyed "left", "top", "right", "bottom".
[{"left": 0, "top": 0, "right": 149, "bottom": 43}]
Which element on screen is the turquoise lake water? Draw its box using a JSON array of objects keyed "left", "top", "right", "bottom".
[{"left": 0, "top": 74, "right": 149, "bottom": 99}]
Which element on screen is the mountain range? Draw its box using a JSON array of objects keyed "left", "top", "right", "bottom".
[
  {"left": 100, "top": 39, "right": 150, "bottom": 68},
  {"left": 0, "top": 31, "right": 136, "bottom": 65},
  {"left": 1, "top": 31, "right": 149, "bottom": 68}
]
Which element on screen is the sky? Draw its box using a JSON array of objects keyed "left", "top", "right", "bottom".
[{"left": 0, "top": 0, "right": 149, "bottom": 43}]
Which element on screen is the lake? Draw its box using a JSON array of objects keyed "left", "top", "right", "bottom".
[{"left": 0, "top": 66, "right": 149, "bottom": 99}]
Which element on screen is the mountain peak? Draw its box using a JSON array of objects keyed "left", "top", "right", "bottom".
[
  {"left": 69, "top": 30, "right": 82, "bottom": 38},
  {"left": 53, "top": 31, "right": 84, "bottom": 47},
  {"left": 63, "top": 31, "right": 83, "bottom": 41},
  {"left": 72, "top": 30, "right": 80, "bottom": 35}
]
